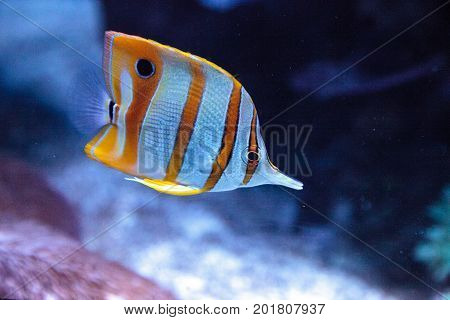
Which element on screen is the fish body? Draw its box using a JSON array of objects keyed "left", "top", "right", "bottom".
[{"left": 84, "top": 31, "right": 302, "bottom": 195}]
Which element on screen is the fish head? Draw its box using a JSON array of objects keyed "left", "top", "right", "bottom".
[
  {"left": 84, "top": 31, "right": 165, "bottom": 174},
  {"left": 102, "top": 31, "right": 164, "bottom": 129}
]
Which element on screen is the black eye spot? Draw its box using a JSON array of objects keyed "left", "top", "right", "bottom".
[
  {"left": 108, "top": 100, "right": 115, "bottom": 122},
  {"left": 135, "top": 59, "right": 155, "bottom": 78},
  {"left": 247, "top": 150, "right": 260, "bottom": 163}
]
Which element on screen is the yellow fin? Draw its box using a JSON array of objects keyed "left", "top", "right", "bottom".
[{"left": 125, "top": 177, "right": 204, "bottom": 196}]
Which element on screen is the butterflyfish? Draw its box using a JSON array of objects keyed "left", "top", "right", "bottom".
[{"left": 81, "top": 31, "right": 303, "bottom": 196}]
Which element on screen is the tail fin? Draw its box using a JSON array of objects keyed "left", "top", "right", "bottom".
[{"left": 266, "top": 161, "right": 303, "bottom": 190}]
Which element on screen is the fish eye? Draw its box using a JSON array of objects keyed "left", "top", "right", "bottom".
[
  {"left": 241, "top": 147, "right": 261, "bottom": 164},
  {"left": 246, "top": 150, "right": 260, "bottom": 163},
  {"left": 135, "top": 59, "right": 155, "bottom": 78}
]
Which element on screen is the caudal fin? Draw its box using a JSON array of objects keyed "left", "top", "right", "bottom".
[{"left": 265, "top": 161, "right": 303, "bottom": 190}]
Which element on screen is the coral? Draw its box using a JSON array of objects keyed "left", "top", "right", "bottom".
[
  {"left": 415, "top": 186, "right": 450, "bottom": 282},
  {"left": 0, "top": 221, "right": 174, "bottom": 299},
  {"left": 0, "top": 155, "right": 79, "bottom": 239},
  {"left": 0, "top": 155, "right": 174, "bottom": 299}
]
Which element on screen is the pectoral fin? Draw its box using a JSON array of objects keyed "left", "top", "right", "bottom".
[{"left": 125, "top": 177, "right": 204, "bottom": 196}]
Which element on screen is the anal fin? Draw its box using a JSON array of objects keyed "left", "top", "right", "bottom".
[{"left": 125, "top": 177, "right": 204, "bottom": 196}]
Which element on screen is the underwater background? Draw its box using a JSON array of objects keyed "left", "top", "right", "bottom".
[{"left": 0, "top": 0, "right": 448, "bottom": 299}]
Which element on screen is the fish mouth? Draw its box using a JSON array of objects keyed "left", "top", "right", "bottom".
[{"left": 83, "top": 123, "right": 115, "bottom": 162}]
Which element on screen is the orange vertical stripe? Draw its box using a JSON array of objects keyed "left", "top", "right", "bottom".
[
  {"left": 242, "top": 107, "right": 259, "bottom": 185},
  {"left": 203, "top": 79, "right": 242, "bottom": 191},
  {"left": 165, "top": 60, "right": 205, "bottom": 182},
  {"left": 119, "top": 74, "right": 160, "bottom": 173},
  {"left": 114, "top": 37, "right": 163, "bottom": 174}
]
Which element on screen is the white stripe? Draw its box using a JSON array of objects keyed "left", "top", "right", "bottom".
[
  {"left": 137, "top": 52, "right": 192, "bottom": 178},
  {"left": 117, "top": 70, "right": 133, "bottom": 157},
  {"left": 177, "top": 64, "right": 234, "bottom": 188}
]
